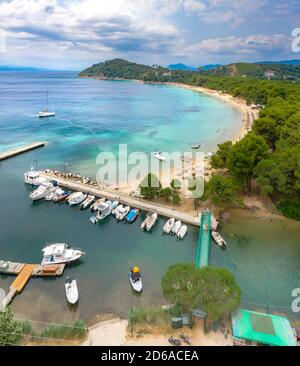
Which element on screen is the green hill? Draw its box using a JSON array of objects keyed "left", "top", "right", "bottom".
[{"left": 200, "top": 62, "right": 300, "bottom": 80}]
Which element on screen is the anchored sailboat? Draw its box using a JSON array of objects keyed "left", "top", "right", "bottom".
[{"left": 38, "top": 91, "right": 55, "bottom": 118}]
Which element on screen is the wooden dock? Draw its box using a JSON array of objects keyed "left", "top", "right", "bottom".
[{"left": 0, "top": 142, "right": 46, "bottom": 161}]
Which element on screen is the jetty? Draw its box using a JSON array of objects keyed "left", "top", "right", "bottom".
[
  {"left": 195, "top": 210, "right": 211, "bottom": 268},
  {"left": 0, "top": 142, "right": 46, "bottom": 161},
  {"left": 0, "top": 260, "right": 65, "bottom": 308},
  {"left": 40, "top": 171, "right": 218, "bottom": 229}
]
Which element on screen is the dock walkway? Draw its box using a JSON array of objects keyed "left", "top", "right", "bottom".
[
  {"left": 195, "top": 211, "right": 211, "bottom": 268},
  {"left": 0, "top": 142, "right": 46, "bottom": 161},
  {"left": 41, "top": 173, "right": 218, "bottom": 229}
]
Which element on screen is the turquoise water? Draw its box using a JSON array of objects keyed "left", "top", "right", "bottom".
[{"left": 0, "top": 72, "right": 299, "bottom": 324}]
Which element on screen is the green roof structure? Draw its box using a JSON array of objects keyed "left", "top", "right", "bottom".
[{"left": 232, "top": 309, "right": 297, "bottom": 346}]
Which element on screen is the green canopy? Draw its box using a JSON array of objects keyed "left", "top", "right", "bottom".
[{"left": 232, "top": 309, "right": 297, "bottom": 346}]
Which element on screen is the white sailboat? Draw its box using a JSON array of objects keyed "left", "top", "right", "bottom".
[{"left": 38, "top": 91, "right": 55, "bottom": 118}]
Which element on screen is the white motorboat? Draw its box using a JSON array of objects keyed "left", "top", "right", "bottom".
[
  {"left": 128, "top": 266, "right": 142, "bottom": 293},
  {"left": 90, "top": 216, "right": 98, "bottom": 224},
  {"left": 154, "top": 152, "right": 167, "bottom": 161},
  {"left": 45, "top": 187, "right": 61, "bottom": 201},
  {"left": 110, "top": 199, "right": 119, "bottom": 211},
  {"left": 67, "top": 192, "right": 87, "bottom": 206},
  {"left": 91, "top": 198, "right": 105, "bottom": 212},
  {"left": 112, "top": 204, "right": 123, "bottom": 216},
  {"left": 80, "top": 195, "right": 95, "bottom": 210},
  {"left": 38, "top": 91, "right": 55, "bottom": 118},
  {"left": 29, "top": 183, "right": 54, "bottom": 201},
  {"left": 163, "top": 217, "right": 175, "bottom": 234},
  {"left": 95, "top": 200, "right": 113, "bottom": 220},
  {"left": 24, "top": 170, "right": 48, "bottom": 186},
  {"left": 190, "top": 144, "right": 201, "bottom": 149},
  {"left": 141, "top": 213, "right": 158, "bottom": 231},
  {"left": 53, "top": 190, "right": 71, "bottom": 203},
  {"left": 65, "top": 276, "right": 79, "bottom": 304},
  {"left": 41, "top": 243, "right": 85, "bottom": 265},
  {"left": 172, "top": 220, "right": 182, "bottom": 235},
  {"left": 177, "top": 225, "right": 187, "bottom": 239},
  {"left": 211, "top": 231, "right": 227, "bottom": 248},
  {"left": 116, "top": 205, "right": 130, "bottom": 221}
]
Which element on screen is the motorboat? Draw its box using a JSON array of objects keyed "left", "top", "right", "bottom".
[
  {"left": 172, "top": 220, "right": 181, "bottom": 235},
  {"left": 38, "top": 91, "right": 55, "bottom": 118},
  {"left": 24, "top": 170, "right": 48, "bottom": 186},
  {"left": 95, "top": 200, "right": 114, "bottom": 221},
  {"left": 211, "top": 231, "right": 227, "bottom": 248},
  {"left": 112, "top": 204, "right": 123, "bottom": 216},
  {"left": 45, "top": 187, "right": 61, "bottom": 201},
  {"left": 80, "top": 195, "right": 95, "bottom": 210},
  {"left": 65, "top": 276, "right": 79, "bottom": 304},
  {"left": 116, "top": 205, "right": 130, "bottom": 221},
  {"left": 90, "top": 216, "right": 98, "bottom": 224},
  {"left": 177, "top": 225, "right": 187, "bottom": 239},
  {"left": 90, "top": 198, "right": 105, "bottom": 212},
  {"left": 53, "top": 190, "right": 71, "bottom": 203},
  {"left": 154, "top": 152, "right": 167, "bottom": 161},
  {"left": 41, "top": 243, "right": 85, "bottom": 265},
  {"left": 163, "top": 217, "right": 175, "bottom": 234},
  {"left": 128, "top": 266, "right": 142, "bottom": 293},
  {"left": 29, "top": 183, "right": 54, "bottom": 201},
  {"left": 141, "top": 213, "right": 158, "bottom": 231},
  {"left": 126, "top": 209, "right": 139, "bottom": 223},
  {"left": 67, "top": 192, "right": 87, "bottom": 206},
  {"left": 190, "top": 144, "right": 201, "bottom": 149},
  {"left": 110, "top": 199, "right": 119, "bottom": 212}
]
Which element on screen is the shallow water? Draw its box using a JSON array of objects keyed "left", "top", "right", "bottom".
[{"left": 0, "top": 72, "right": 299, "bottom": 324}]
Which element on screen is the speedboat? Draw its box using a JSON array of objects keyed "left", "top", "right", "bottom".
[
  {"left": 190, "top": 144, "right": 201, "bottom": 149},
  {"left": 80, "top": 195, "right": 95, "bottom": 210},
  {"left": 95, "top": 200, "right": 114, "bottom": 221},
  {"left": 91, "top": 198, "right": 105, "bottom": 212},
  {"left": 116, "top": 205, "right": 130, "bottom": 221},
  {"left": 126, "top": 209, "right": 139, "bottom": 223},
  {"left": 172, "top": 220, "right": 181, "bottom": 235},
  {"left": 45, "top": 187, "right": 60, "bottom": 201},
  {"left": 65, "top": 276, "right": 79, "bottom": 304},
  {"left": 53, "top": 190, "right": 71, "bottom": 203},
  {"left": 141, "top": 213, "right": 158, "bottom": 231},
  {"left": 67, "top": 192, "right": 87, "bottom": 206},
  {"left": 163, "top": 217, "right": 175, "bottom": 234},
  {"left": 177, "top": 225, "right": 187, "bottom": 239},
  {"left": 211, "top": 231, "right": 227, "bottom": 248},
  {"left": 128, "top": 266, "right": 142, "bottom": 293},
  {"left": 110, "top": 199, "right": 119, "bottom": 211},
  {"left": 112, "top": 204, "right": 123, "bottom": 216},
  {"left": 29, "top": 183, "right": 54, "bottom": 201},
  {"left": 154, "top": 152, "right": 167, "bottom": 161},
  {"left": 41, "top": 243, "right": 85, "bottom": 265},
  {"left": 24, "top": 170, "right": 48, "bottom": 186}
]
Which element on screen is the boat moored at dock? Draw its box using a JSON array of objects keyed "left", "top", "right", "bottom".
[
  {"left": 80, "top": 195, "right": 95, "bottom": 210},
  {"left": 67, "top": 192, "right": 87, "bottom": 206},
  {"left": 41, "top": 243, "right": 85, "bottom": 265},
  {"left": 163, "top": 217, "right": 175, "bottom": 234},
  {"left": 172, "top": 220, "right": 182, "bottom": 235},
  {"left": 24, "top": 170, "right": 48, "bottom": 186},
  {"left": 53, "top": 190, "right": 71, "bottom": 202},
  {"left": 126, "top": 209, "right": 139, "bottom": 223},
  {"left": 116, "top": 205, "right": 130, "bottom": 221},
  {"left": 91, "top": 198, "right": 105, "bottom": 212},
  {"left": 177, "top": 224, "right": 187, "bottom": 239},
  {"left": 141, "top": 212, "right": 158, "bottom": 231},
  {"left": 29, "top": 183, "right": 54, "bottom": 201},
  {"left": 211, "top": 231, "right": 227, "bottom": 248}
]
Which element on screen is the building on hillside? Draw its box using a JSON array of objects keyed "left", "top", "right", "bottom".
[{"left": 232, "top": 309, "right": 297, "bottom": 346}]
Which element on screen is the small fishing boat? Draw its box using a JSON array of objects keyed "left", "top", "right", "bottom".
[
  {"left": 211, "top": 231, "right": 227, "bottom": 248},
  {"left": 177, "top": 225, "right": 187, "bottom": 239},
  {"left": 128, "top": 266, "right": 142, "bottom": 293},
  {"left": 90, "top": 216, "right": 98, "bottom": 224},
  {"left": 41, "top": 243, "right": 85, "bottom": 265},
  {"left": 67, "top": 192, "right": 87, "bottom": 206},
  {"left": 38, "top": 91, "right": 55, "bottom": 118},
  {"left": 90, "top": 198, "right": 105, "bottom": 212},
  {"left": 53, "top": 190, "right": 71, "bottom": 203},
  {"left": 112, "top": 204, "right": 123, "bottom": 216},
  {"left": 141, "top": 213, "right": 158, "bottom": 231},
  {"left": 172, "top": 220, "right": 182, "bottom": 235},
  {"left": 154, "top": 152, "right": 167, "bottom": 161},
  {"left": 29, "top": 183, "right": 54, "bottom": 201},
  {"left": 163, "top": 217, "right": 175, "bottom": 234},
  {"left": 95, "top": 200, "right": 118, "bottom": 221},
  {"left": 116, "top": 205, "right": 130, "bottom": 221},
  {"left": 190, "top": 144, "right": 201, "bottom": 149},
  {"left": 126, "top": 209, "right": 139, "bottom": 223},
  {"left": 80, "top": 195, "right": 95, "bottom": 210},
  {"left": 65, "top": 276, "right": 79, "bottom": 304}
]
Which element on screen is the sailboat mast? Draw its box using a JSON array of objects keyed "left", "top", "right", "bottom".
[{"left": 46, "top": 91, "right": 49, "bottom": 111}]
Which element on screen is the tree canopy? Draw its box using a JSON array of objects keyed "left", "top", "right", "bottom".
[{"left": 0, "top": 307, "right": 22, "bottom": 346}]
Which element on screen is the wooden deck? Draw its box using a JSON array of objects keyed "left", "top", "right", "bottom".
[
  {"left": 0, "top": 142, "right": 46, "bottom": 161},
  {"left": 11, "top": 264, "right": 36, "bottom": 292}
]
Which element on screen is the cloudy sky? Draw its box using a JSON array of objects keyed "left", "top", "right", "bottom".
[{"left": 0, "top": 0, "right": 299, "bottom": 69}]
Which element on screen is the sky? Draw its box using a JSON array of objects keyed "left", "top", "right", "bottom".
[{"left": 0, "top": 0, "right": 299, "bottom": 70}]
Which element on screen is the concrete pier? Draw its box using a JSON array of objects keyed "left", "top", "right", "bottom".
[{"left": 0, "top": 142, "right": 46, "bottom": 161}]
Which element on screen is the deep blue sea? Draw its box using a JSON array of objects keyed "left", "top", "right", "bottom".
[{"left": 0, "top": 71, "right": 299, "bottom": 324}]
